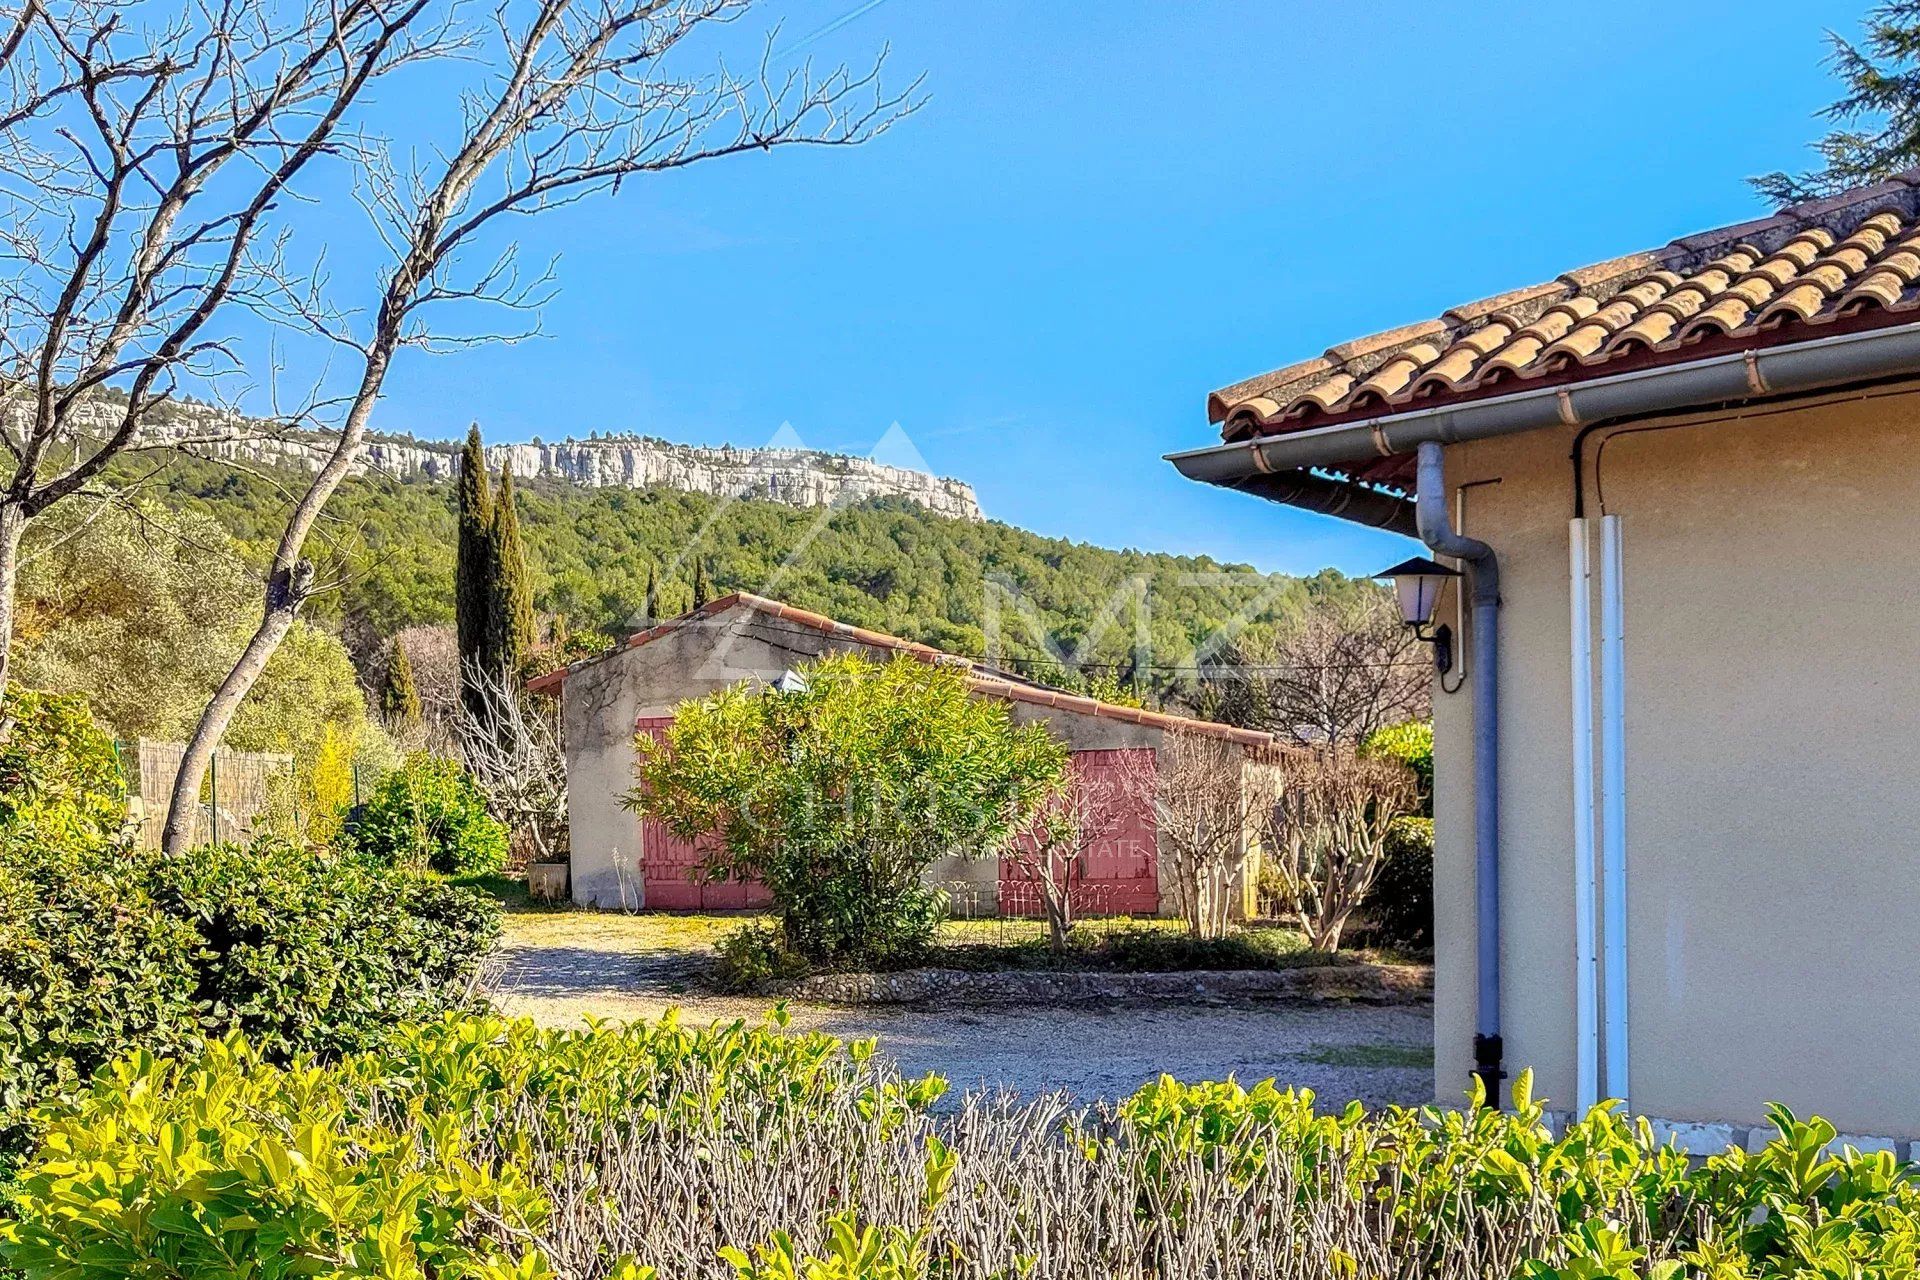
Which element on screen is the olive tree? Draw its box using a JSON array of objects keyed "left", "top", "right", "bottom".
[{"left": 629, "top": 654, "right": 1066, "bottom": 965}]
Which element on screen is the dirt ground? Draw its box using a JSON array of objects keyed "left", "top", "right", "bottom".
[{"left": 485, "top": 912, "right": 1438, "bottom": 1108}]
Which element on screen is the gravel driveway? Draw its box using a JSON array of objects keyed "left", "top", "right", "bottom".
[{"left": 486, "top": 913, "right": 1436, "bottom": 1108}]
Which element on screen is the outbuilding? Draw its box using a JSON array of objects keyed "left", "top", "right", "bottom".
[
  {"left": 530, "top": 592, "right": 1277, "bottom": 917},
  {"left": 1171, "top": 175, "right": 1920, "bottom": 1146}
]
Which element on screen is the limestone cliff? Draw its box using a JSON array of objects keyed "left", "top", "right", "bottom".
[{"left": 117, "top": 405, "right": 984, "bottom": 520}]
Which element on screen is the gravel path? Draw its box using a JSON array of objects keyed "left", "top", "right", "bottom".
[{"left": 487, "top": 913, "right": 1436, "bottom": 1108}]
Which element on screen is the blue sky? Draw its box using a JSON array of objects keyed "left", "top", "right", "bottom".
[{"left": 346, "top": 0, "right": 1862, "bottom": 577}]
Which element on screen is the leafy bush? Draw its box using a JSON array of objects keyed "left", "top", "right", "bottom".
[
  {"left": 713, "top": 923, "right": 817, "bottom": 991},
  {"left": 1361, "top": 718, "right": 1433, "bottom": 815},
  {"left": 0, "top": 830, "right": 498, "bottom": 1161},
  {"left": 351, "top": 751, "right": 508, "bottom": 875},
  {"left": 929, "top": 922, "right": 1324, "bottom": 975},
  {"left": 6, "top": 1020, "right": 1918, "bottom": 1280},
  {"left": 0, "top": 686, "right": 124, "bottom": 846},
  {"left": 0, "top": 1014, "right": 939, "bottom": 1280},
  {"left": 631, "top": 654, "right": 1066, "bottom": 966},
  {"left": 1365, "top": 815, "right": 1435, "bottom": 946}
]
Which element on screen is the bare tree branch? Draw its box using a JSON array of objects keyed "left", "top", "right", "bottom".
[
  {"left": 161, "top": 0, "right": 919, "bottom": 852},
  {"left": 1193, "top": 594, "right": 1430, "bottom": 748},
  {"left": 0, "top": 0, "right": 461, "bottom": 721},
  {"left": 456, "top": 657, "right": 567, "bottom": 866}
]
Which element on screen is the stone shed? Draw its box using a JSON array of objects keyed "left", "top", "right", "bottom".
[{"left": 528, "top": 592, "right": 1279, "bottom": 913}]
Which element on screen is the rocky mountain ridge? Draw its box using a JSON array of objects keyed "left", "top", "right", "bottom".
[{"left": 57, "top": 396, "right": 985, "bottom": 520}]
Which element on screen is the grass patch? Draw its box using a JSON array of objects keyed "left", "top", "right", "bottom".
[
  {"left": 499, "top": 910, "right": 746, "bottom": 956},
  {"left": 1300, "top": 1043, "right": 1434, "bottom": 1069},
  {"left": 450, "top": 873, "right": 571, "bottom": 914}
]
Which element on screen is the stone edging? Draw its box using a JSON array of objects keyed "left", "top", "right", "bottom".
[{"left": 782, "top": 963, "right": 1432, "bottom": 1008}]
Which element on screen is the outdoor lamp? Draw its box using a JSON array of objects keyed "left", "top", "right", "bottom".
[{"left": 1376, "top": 556, "right": 1461, "bottom": 674}]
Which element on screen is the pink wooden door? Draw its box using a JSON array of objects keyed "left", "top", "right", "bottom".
[
  {"left": 634, "top": 716, "right": 770, "bottom": 911},
  {"left": 1000, "top": 747, "right": 1159, "bottom": 917}
]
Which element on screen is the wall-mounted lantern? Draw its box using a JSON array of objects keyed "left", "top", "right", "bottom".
[{"left": 1376, "top": 555, "right": 1461, "bottom": 674}]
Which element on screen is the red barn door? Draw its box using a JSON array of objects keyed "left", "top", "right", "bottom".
[
  {"left": 634, "top": 716, "right": 770, "bottom": 911},
  {"left": 999, "top": 747, "right": 1159, "bottom": 917}
]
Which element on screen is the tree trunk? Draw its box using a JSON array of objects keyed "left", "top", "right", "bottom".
[
  {"left": 161, "top": 345, "right": 391, "bottom": 857},
  {"left": 0, "top": 501, "right": 25, "bottom": 720},
  {"left": 160, "top": 587, "right": 302, "bottom": 853}
]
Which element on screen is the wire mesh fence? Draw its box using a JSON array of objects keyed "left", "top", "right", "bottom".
[{"left": 930, "top": 878, "right": 1150, "bottom": 942}]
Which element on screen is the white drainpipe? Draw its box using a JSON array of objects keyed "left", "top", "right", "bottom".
[
  {"left": 1598, "top": 514, "right": 1631, "bottom": 1104},
  {"left": 1568, "top": 519, "right": 1600, "bottom": 1114}
]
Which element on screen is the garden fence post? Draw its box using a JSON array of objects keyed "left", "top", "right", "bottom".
[{"left": 353, "top": 762, "right": 362, "bottom": 809}]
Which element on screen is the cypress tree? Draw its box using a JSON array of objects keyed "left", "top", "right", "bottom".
[
  {"left": 454, "top": 424, "right": 493, "bottom": 705},
  {"left": 382, "top": 638, "right": 422, "bottom": 730},
  {"left": 643, "top": 561, "right": 660, "bottom": 622},
  {"left": 487, "top": 459, "right": 536, "bottom": 679},
  {"left": 690, "top": 557, "right": 711, "bottom": 608}
]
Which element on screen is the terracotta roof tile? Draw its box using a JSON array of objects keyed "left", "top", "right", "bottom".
[{"left": 1210, "top": 172, "right": 1920, "bottom": 440}]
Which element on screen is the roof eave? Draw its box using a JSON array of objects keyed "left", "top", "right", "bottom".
[{"left": 1173, "top": 317, "right": 1920, "bottom": 501}]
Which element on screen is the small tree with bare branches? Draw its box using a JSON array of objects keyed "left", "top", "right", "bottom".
[
  {"left": 0, "top": 0, "right": 465, "bottom": 710},
  {"left": 1197, "top": 594, "right": 1429, "bottom": 747},
  {"left": 1273, "top": 751, "right": 1418, "bottom": 952},
  {"left": 1121, "top": 734, "right": 1277, "bottom": 940},
  {"left": 1003, "top": 758, "right": 1137, "bottom": 953},
  {"left": 456, "top": 659, "right": 566, "bottom": 867},
  {"left": 132, "top": 0, "right": 917, "bottom": 852}
]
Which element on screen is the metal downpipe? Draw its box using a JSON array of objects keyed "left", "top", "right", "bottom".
[{"left": 1413, "top": 440, "right": 1504, "bottom": 1104}]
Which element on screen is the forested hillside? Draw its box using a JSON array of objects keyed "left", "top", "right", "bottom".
[{"left": 141, "top": 454, "right": 1374, "bottom": 690}]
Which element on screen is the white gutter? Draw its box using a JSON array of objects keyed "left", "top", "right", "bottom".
[
  {"left": 1167, "top": 319, "right": 1920, "bottom": 487},
  {"left": 1598, "top": 514, "right": 1631, "bottom": 1105},
  {"left": 1569, "top": 518, "right": 1600, "bottom": 1115}
]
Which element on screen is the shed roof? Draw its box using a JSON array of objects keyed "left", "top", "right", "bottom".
[
  {"left": 528, "top": 592, "right": 1276, "bottom": 748},
  {"left": 1206, "top": 174, "right": 1920, "bottom": 491}
]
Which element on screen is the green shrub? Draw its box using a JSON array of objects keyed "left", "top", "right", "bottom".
[
  {"left": 0, "top": 686, "right": 124, "bottom": 845},
  {"left": 6, "top": 1022, "right": 1918, "bottom": 1280},
  {"left": 0, "top": 830, "right": 498, "bottom": 1161},
  {"left": 631, "top": 654, "right": 1067, "bottom": 966},
  {"left": 1365, "top": 815, "right": 1434, "bottom": 946},
  {"left": 351, "top": 752, "right": 508, "bottom": 875},
  {"left": 714, "top": 923, "right": 817, "bottom": 991},
  {"left": 0, "top": 1014, "right": 937, "bottom": 1280},
  {"left": 1361, "top": 718, "right": 1433, "bottom": 816}
]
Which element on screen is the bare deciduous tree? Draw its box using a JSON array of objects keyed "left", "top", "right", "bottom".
[
  {"left": 0, "top": 0, "right": 460, "bottom": 710},
  {"left": 1274, "top": 751, "right": 1417, "bottom": 953},
  {"left": 457, "top": 658, "right": 565, "bottom": 866},
  {"left": 1120, "top": 734, "right": 1278, "bottom": 940},
  {"left": 1196, "top": 593, "right": 1429, "bottom": 747},
  {"left": 1003, "top": 757, "right": 1136, "bottom": 953},
  {"left": 152, "top": 0, "right": 918, "bottom": 853}
]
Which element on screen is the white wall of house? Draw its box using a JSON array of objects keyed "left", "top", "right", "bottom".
[{"left": 1430, "top": 381, "right": 1920, "bottom": 1138}]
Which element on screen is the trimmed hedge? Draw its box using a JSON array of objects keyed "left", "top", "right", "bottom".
[
  {"left": 0, "top": 834, "right": 499, "bottom": 1159},
  {"left": 2, "top": 1017, "right": 1916, "bottom": 1279},
  {"left": 1365, "top": 816, "right": 1435, "bottom": 946}
]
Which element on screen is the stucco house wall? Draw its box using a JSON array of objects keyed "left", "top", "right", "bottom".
[{"left": 1429, "top": 383, "right": 1920, "bottom": 1137}]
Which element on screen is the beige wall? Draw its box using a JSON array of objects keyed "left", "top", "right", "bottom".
[{"left": 1431, "top": 384, "right": 1920, "bottom": 1137}]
